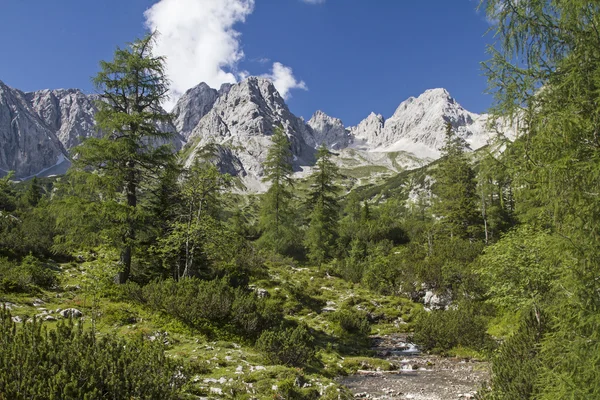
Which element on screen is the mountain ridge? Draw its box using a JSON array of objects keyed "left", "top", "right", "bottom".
[{"left": 0, "top": 77, "right": 511, "bottom": 190}]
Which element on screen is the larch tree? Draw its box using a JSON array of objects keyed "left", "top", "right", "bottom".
[
  {"left": 481, "top": 0, "right": 600, "bottom": 397},
  {"left": 432, "top": 122, "right": 480, "bottom": 239},
  {"left": 304, "top": 145, "right": 341, "bottom": 265},
  {"left": 68, "top": 33, "right": 176, "bottom": 284},
  {"left": 258, "top": 126, "right": 297, "bottom": 254}
]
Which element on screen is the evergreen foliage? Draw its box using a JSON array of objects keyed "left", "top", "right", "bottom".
[
  {"left": 432, "top": 122, "right": 481, "bottom": 239},
  {"left": 304, "top": 145, "right": 341, "bottom": 264},
  {"left": 0, "top": 307, "right": 184, "bottom": 399},
  {"left": 67, "top": 33, "right": 176, "bottom": 284},
  {"left": 481, "top": 0, "right": 600, "bottom": 397},
  {"left": 258, "top": 126, "right": 299, "bottom": 255},
  {"left": 256, "top": 324, "right": 316, "bottom": 367}
]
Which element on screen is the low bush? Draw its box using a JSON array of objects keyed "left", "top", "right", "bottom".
[
  {"left": 0, "top": 307, "right": 185, "bottom": 399},
  {"left": 412, "top": 302, "right": 491, "bottom": 354},
  {"left": 0, "top": 254, "right": 57, "bottom": 293},
  {"left": 137, "top": 277, "right": 281, "bottom": 338},
  {"left": 329, "top": 308, "right": 371, "bottom": 337},
  {"left": 257, "top": 324, "right": 316, "bottom": 367}
]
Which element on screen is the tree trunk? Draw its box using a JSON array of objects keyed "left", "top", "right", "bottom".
[{"left": 117, "top": 168, "right": 137, "bottom": 284}]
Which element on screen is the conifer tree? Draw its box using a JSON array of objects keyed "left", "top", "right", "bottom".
[
  {"left": 432, "top": 122, "right": 480, "bottom": 239},
  {"left": 482, "top": 0, "right": 600, "bottom": 397},
  {"left": 157, "top": 157, "right": 232, "bottom": 279},
  {"left": 69, "top": 33, "right": 175, "bottom": 283},
  {"left": 305, "top": 145, "right": 341, "bottom": 264},
  {"left": 24, "top": 176, "right": 42, "bottom": 207},
  {"left": 258, "top": 126, "right": 297, "bottom": 254}
]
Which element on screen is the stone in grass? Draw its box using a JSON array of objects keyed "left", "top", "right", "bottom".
[
  {"left": 11, "top": 316, "right": 23, "bottom": 323},
  {"left": 32, "top": 298, "right": 45, "bottom": 307},
  {"left": 60, "top": 308, "right": 83, "bottom": 318}
]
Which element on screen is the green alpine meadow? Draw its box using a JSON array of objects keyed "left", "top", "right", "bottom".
[{"left": 1, "top": 0, "right": 599, "bottom": 398}]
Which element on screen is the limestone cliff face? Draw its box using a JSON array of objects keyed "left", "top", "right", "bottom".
[
  {"left": 0, "top": 80, "right": 182, "bottom": 179},
  {"left": 0, "top": 76, "right": 510, "bottom": 188},
  {"left": 26, "top": 88, "right": 99, "bottom": 149},
  {"left": 0, "top": 81, "right": 67, "bottom": 178},
  {"left": 306, "top": 110, "right": 351, "bottom": 150},
  {"left": 181, "top": 77, "right": 315, "bottom": 191},
  {"left": 349, "top": 88, "right": 491, "bottom": 159}
]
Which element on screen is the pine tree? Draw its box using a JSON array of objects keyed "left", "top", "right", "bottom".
[
  {"left": 432, "top": 122, "right": 480, "bottom": 239},
  {"left": 304, "top": 145, "right": 341, "bottom": 264},
  {"left": 24, "top": 176, "right": 42, "bottom": 207},
  {"left": 482, "top": 0, "right": 600, "bottom": 397},
  {"left": 70, "top": 33, "right": 175, "bottom": 283},
  {"left": 258, "top": 126, "right": 297, "bottom": 254}
]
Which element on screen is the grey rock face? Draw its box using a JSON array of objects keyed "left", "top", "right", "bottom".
[
  {"left": 172, "top": 82, "right": 219, "bottom": 139},
  {"left": 350, "top": 112, "right": 385, "bottom": 145},
  {"left": 26, "top": 88, "right": 99, "bottom": 149},
  {"left": 184, "top": 77, "right": 315, "bottom": 191},
  {"left": 0, "top": 80, "right": 67, "bottom": 178},
  {"left": 349, "top": 88, "right": 490, "bottom": 158},
  {"left": 306, "top": 110, "right": 351, "bottom": 150},
  {"left": 0, "top": 75, "right": 508, "bottom": 189},
  {"left": 0, "top": 80, "right": 182, "bottom": 179}
]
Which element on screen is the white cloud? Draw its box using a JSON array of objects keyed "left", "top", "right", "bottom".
[
  {"left": 262, "top": 62, "right": 307, "bottom": 100},
  {"left": 144, "top": 0, "right": 307, "bottom": 110},
  {"left": 144, "top": 0, "right": 254, "bottom": 109},
  {"left": 301, "top": 0, "right": 326, "bottom": 4}
]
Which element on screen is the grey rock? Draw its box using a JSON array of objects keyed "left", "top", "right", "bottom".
[
  {"left": 423, "top": 290, "right": 452, "bottom": 310},
  {"left": 306, "top": 110, "right": 351, "bottom": 150},
  {"left": 172, "top": 82, "right": 218, "bottom": 139},
  {"left": 183, "top": 77, "right": 315, "bottom": 192},
  {"left": 26, "top": 88, "right": 98, "bottom": 149},
  {"left": 0, "top": 80, "right": 67, "bottom": 178},
  {"left": 60, "top": 308, "right": 83, "bottom": 318}
]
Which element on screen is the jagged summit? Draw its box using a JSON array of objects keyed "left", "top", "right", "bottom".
[
  {"left": 306, "top": 110, "right": 350, "bottom": 150},
  {"left": 0, "top": 76, "right": 509, "bottom": 189}
]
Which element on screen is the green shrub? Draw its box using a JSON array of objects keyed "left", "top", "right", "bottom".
[
  {"left": 412, "top": 303, "right": 490, "bottom": 354},
  {"left": 0, "top": 255, "right": 57, "bottom": 293},
  {"left": 0, "top": 307, "right": 185, "bottom": 399},
  {"left": 480, "top": 309, "right": 546, "bottom": 400},
  {"left": 20, "top": 254, "right": 58, "bottom": 288},
  {"left": 330, "top": 308, "right": 371, "bottom": 337},
  {"left": 139, "top": 277, "right": 281, "bottom": 338},
  {"left": 231, "top": 290, "right": 281, "bottom": 338},
  {"left": 257, "top": 324, "right": 316, "bottom": 367},
  {"left": 275, "top": 376, "right": 320, "bottom": 400}
]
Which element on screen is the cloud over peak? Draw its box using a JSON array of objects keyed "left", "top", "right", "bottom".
[
  {"left": 144, "top": 0, "right": 307, "bottom": 109},
  {"left": 262, "top": 62, "right": 307, "bottom": 100}
]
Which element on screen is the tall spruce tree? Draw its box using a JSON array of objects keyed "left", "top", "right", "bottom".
[
  {"left": 258, "top": 126, "right": 297, "bottom": 254},
  {"left": 304, "top": 145, "right": 341, "bottom": 264},
  {"left": 482, "top": 0, "right": 600, "bottom": 397},
  {"left": 432, "top": 122, "right": 480, "bottom": 239},
  {"left": 69, "top": 33, "right": 175, "bottom": 283}
]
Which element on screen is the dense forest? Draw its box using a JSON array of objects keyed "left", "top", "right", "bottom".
[{"left": 1, "top": 0, "right": 600, "bottom": 398}]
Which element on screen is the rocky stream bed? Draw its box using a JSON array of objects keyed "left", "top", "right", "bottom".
[{"left": 340, "top": 335, "right": 489, "bottom": 400}]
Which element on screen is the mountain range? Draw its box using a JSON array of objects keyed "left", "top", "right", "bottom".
[{"left": 0, "top": 77, "right": 513, "bottom": 191}]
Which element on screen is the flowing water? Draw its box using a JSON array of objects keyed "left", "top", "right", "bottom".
[{"left": 340, "top": 335, "right": 489, "bottom": 399}]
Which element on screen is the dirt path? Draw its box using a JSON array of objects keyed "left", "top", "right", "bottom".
[{"left": 340, "top": 335, "right": 489, "bottom": 399}]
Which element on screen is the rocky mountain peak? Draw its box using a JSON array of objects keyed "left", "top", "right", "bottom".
[
  {"left": 26, "top": 88, "right": 98, "bottom": 149},
  {"left": 307, "top": 110, "right": 350, "bottom": 150},
  {"left": 0, "top": 81, "right": 67, "bottom": 178},
  {"left": 172, "top": 82, "right": 219, "bottom": 139}
]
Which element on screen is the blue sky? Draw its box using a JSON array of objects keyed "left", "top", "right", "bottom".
[{"left": 0, "top": 0, "right": 493, "bottom": 126}]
